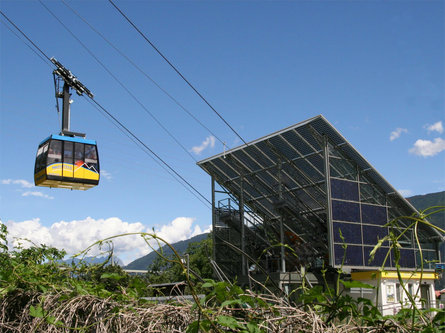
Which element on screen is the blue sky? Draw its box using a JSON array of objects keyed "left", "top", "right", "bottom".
[{"left": 1, "top": 0, "right": 444, "bottom": 264}]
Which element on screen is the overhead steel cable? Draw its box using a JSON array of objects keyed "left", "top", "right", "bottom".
[
  {"left": 84, "top": 97, "right": 212, "bottom": 208},
  {"left": 108, "top": 0, "right": 247, "bottom": 145},
  {"left": 1, "top": 9, "right": 212, "bottom": 208},
  {"left": 61, "top": 0, "right": 226, "bottom": 148},
  {"left": 39, "top": 0, "right": 198, "bottom": 162},
  {"left": 0, "top": 17, "right": 62, "bottom": 120},
  {"left": 0, "top": 10, "right": 53, "bottom": 65},
  {"left": 0, "top": 19, "right": 53, "bottom": 68}
]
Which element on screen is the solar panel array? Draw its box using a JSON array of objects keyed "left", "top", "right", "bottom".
[{"left": 198, "top": 115, "right": 440, "bottom": 276}]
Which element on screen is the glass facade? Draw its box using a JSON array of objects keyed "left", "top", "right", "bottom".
[
  {"left": 329, "top": 148, "right": 437, "bottom": 270},
  {"left": 198, "top": 116, "right": 439, "bottom": 279}
]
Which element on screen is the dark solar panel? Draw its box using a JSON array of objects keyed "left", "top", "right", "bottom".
[
  {"left": 331, "top": 179, "right": 359, "bottom": 201},
  {"left": 333, "top": 222, "right": 361, "bottom": 244},
  {"left": 364, "top": 246, "right": 389, "bottom": 267},
  {"left": 361, "top": 204, "right": 387, "bottom": 226},
  {"left": 394, "top": 249, "right": 416, "bottom": 268},
  {"left": 417, "top": 250, "right": 437, "bottom": 270},
  {"left": 362, "top": 225, "right": 388, "bottom": 245},
  {"left": 334, "top": 244, "right": 363, "bottom": 266},
  {"left": 332, "top": 200, "right": 360, "bottom": 222}
]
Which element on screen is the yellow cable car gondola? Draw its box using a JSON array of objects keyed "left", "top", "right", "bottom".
[
  {"left": 34, "top": 58, "right": 99, "bottom": 190},
  {"left": 34, "top": 135, "right": 99, "bottom": 190}
]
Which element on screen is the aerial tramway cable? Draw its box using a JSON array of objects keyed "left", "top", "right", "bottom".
[
  {"left": 38, "top": 0, "right": 198, "bottom": 163},
  {"left": 61, "top": 0, "right": 226, "bottom": 148},
  {"left": 82, "top": 97, "right": 211, "bottom": 208},
  {"left": 0, "top": 9, "right": 211, "bottom": 207},
  {"left": 0, "top": 10, "right": 53, "bottom": 65},
  {"left": 108, "top": 0, "right": 248, "bottom": 146}
]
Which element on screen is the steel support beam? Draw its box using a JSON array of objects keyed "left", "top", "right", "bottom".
[
  {"left": 62, "top": 82, "right": 71, "bottom": 133},
  {"left": 323, "top": 136, "right": 334, "bottom": 267},
  {"left": 211, "top": 176, "right": 216, "bottom": 262},
  {"left": 240, "top": 175, "right": 246, "bottom": 276}
]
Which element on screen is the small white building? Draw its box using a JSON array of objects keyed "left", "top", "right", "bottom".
[{"left": 349, "top": 270, "right": 437, "bottom": 316}]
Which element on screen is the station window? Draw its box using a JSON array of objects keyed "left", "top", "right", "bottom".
[
  {"left": 47, "top": 140, "right": 62, "bottom": 165},
  {"left": 386, "top": 284, "right": 395, "bottom": 303},
  {"left": 85, "top": 144, "right": 99, "bottom": 172},
  {"left": 396, "top": 283, "right": 401, "bottom": 302},
  {"left": 85, "top": 144, "right": 97, "bottom": 162},
  {"left": 35, "top": 142, "right": 49, "bottom": 172},
  {"left": 64, "top": 141, "right": 73, "bottom": 164},
  {"left": 74, "top": 143, "right": 84, "bottom": 166}
]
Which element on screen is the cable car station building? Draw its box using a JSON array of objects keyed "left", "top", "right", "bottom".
[{"left": 198, "top": 115, "right": 442, "bottom": 314}]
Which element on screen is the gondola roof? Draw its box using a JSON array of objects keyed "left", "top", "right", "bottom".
[{"left": 39, "top": 134, "right": 97, "bottom": 146}]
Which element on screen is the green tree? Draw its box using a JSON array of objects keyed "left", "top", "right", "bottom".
[{"left": 146, "top": 234, "right": 213, "bottom": 283}]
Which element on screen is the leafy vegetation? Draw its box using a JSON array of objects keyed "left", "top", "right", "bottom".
[
  {"left": 146, "top": 234, "right": 213, "bottom": 284},
  {"left": 1, "top": 205, "right": 444, "bottom": 332}
]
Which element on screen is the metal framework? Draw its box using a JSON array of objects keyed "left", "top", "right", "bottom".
[
  {"left": 198, "top": 115, "right": 442, "bottom": 286},
  {"left": 51, "top": 57, "right": 93, "bottom": 138}
]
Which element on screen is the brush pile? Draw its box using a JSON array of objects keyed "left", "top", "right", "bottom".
[{"left": 0, "top": 289, "right": 410, "bottom": 333}]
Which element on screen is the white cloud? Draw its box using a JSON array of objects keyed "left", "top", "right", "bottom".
[
  {"left": 2, "top": 179, "right": 55, "bottom": 200},
  {"left": 397, "top": 189, "right": 413, "bottom": 197},
  {"left": 389, "top": 128, "right": 407, "bottom": 141},
  {"left": 100, "top": 170, "right": 112, "bottom": 180},
  {"left": 409, "top": 138, "right": 445, "bottom": 157},
  {"left": 2, "top": 179, "right": 34, "bottom": 188},
  {"left": 156, "top": 217, "right": 206, "bottom": 244},
  {"left": 426, "top": 121, "right": 443, "bottom": 134},
  {"left": 4, "top": 217, "right": 208, "bottom": 264},
  {"left": 190, "top": 136, "right": 216, "bottom": 155},
  {"left": 22, "top": 191, "right": 54, "bottom": 200}
]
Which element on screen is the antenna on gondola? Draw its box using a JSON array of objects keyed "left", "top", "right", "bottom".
[{"left": 51, "top": 57, "right": 93, "bottom": 138}]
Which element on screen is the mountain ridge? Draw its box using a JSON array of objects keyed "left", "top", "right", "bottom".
[
  {"left": 125, "top": 233, "right": 209, "bottom": 270},
  {"left": 406, "top": 190, "right": 445, "bottom": 229}
]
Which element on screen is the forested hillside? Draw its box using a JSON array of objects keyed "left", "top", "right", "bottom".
[
  {"left": 407, "top": 191, "right": 445, "bottom": 229},
  {"left": 125, "top": 232, "right": 208, "bottom": 270}
]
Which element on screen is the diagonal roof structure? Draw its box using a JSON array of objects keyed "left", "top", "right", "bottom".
[{"left": 198, "top": 115, "right": 441, "bottom": 277}]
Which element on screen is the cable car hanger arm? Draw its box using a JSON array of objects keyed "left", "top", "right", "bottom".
[
  {"left": 51, "top": 57, "right": 94, "bottom": 98},
  {"left": 51, "top": 58, "right": 93, "bottom": 137}
]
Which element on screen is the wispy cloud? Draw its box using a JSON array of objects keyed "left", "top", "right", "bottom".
[
  {"left": 22, "top": 191, "right": 54, "bottom": 200},
  {"left": 100, "top": 170, "right": 112, "bottom": 180},
  {"left": 425, "top": 121, "right": 443, "bottom": 134},
  {"left": 397, "top": 189, "right": 413, "bottom": 197},
  {"left": 190, "top": 136, "right": 216, "bottom": 155},
  {"left": 409, "top": 138, "right": 445, "bottom": 157},
  {"left": 2, "top": 179, "right": 54, "bottom": 199},
  {"left": 389, "top": 128, "right": 407, "bottom": 141},
  {"left": 1, "top": 179, "right": 33, "bottom": 188}
]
